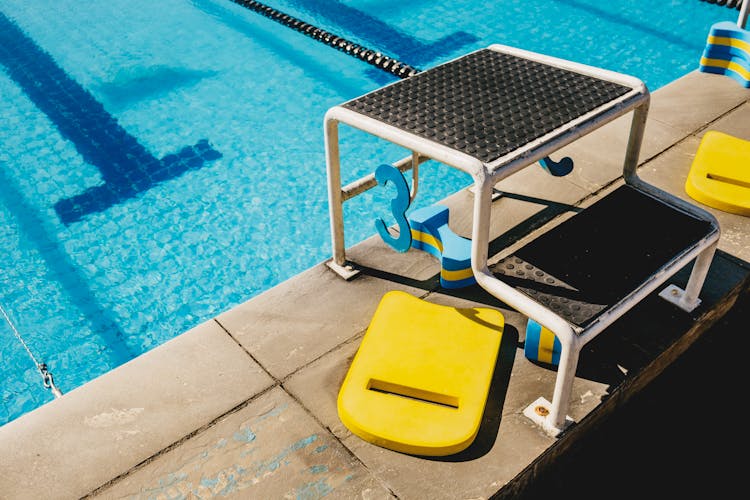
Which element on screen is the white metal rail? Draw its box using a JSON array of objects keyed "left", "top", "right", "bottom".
[{"left": 324, "top": 44, "right": 720, "bottom": 436}]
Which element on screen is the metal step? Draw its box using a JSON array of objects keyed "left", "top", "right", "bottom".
[{"left": 492, "top": 185, "right": 716, "bottom": 327}]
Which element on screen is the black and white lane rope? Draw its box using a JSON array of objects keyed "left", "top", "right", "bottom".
[
  {"left": 229, "top": 0, "right": 420, "bottom": 79},
  {"left": 699, "top": 0, "right": 745, "bottom": 10}
]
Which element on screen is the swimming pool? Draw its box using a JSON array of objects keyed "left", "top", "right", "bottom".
[{"left": 0, "top": 0, "right": 737, "bottom": 426}]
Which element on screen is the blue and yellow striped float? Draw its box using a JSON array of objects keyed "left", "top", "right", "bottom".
[
  {"left": 408, "top": 204, "right": 475, "bottom": 289},
  {"left": 524, "top": 319, "right": 561, "bottom": 366},
  {"left": 699, "top": 21, "right": 750, "bottom": 88}
]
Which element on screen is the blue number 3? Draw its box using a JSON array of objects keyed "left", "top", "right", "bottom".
[{"left": 374, "top": 164, "right": 412, "bottom": 253}]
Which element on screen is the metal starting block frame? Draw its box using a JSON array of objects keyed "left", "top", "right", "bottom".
[{"left": 324, "top": 44, "right": 720, "bottom": 437}]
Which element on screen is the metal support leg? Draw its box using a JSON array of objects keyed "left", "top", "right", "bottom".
[
  {"left": 659, "top": 241, "right": 718, "bottom": 312},
  {"left": 470, "top": 172, "right": 580, "bottom": 437},
  {"left": 522, "top": 323, "right": 579, "bottom": 437},
  {"left": 622, "top": 100, "right": 650, "bottom": 183},
  {"left": 325, "top": 117, "right": 359, "bottom": 280},
  {"left": 680, "top": 243, "right": 718, "bottom": 309},
  {"left": 546, "top": 338, "right": 580, "bottom": 433}
]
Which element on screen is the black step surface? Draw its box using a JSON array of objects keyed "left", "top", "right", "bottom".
[
  {"left": 343, "top": 48, "right": 632, "bottom": 163},
  {"left": 491, "top": 185, "right": 716, "bottom": 327}
]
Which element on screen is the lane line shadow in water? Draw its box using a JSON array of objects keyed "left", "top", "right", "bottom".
[
  {"left": 94, "top": 65, "right": 220, "bottom": 113},
  {"left": 287, "top": 0, "right": 478, "bottom": 67},
  {"left": 191, "top": 0, "right": 369, "bottom": 97},
  {"left": 0, "top": 163, "right": 136, "bottom": 375},
  {"left": 0, "top": 11, "right": 222, "bottom": 226},
  {"left": 555, "top": 0, "right": 703, "bottom": 52}
]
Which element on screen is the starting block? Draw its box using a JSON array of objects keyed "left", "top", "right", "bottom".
[
  {"left": 337, "top": 291, "right": 504, "bottom": 456},
  {"left": 685, "top": 130, "right": 750, "bottom": 216}
]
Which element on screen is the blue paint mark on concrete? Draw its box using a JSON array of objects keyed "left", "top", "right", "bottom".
[
  {"left": 142, "top": 486, "right": 188, "bottom": 500},
  {"left": 291, "top": 435, "right": 318, "bottom": 451},
  {"left": 158, "top": 472, "right": 189, "bottom": 486},
  {"left": 255, "top": 403, "right": 288, "bottom": 422},
  {"left": 200, "top": 476, "right": 219, "bottom": 489},
  {"left": 217, "top": 473, "right": 239, "bottom": 496},
  {"left": 139, "top": 429, "right": 335, "bottom": 498},
  {"left": 194, "top": 469, "right": 243, "bottom": 497},
  {"left": 256, "top": 434, "right": 319, "bottom": 475},
  {"left": 308, "top": 465, "right": 328, "bottom": 475},
  {"left": 232, "top": 428, "right": 257, "bottom": 443},
  {"left": 295, "top": 479, "right": 334, "bottom": 500},
  {"left": 0, "top": 12, "right": 222, "bottom": 225},
  {"left": 313, "top": 444, "right": 328, "bottom": 454}
]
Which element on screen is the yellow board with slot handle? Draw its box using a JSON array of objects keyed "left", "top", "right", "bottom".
[
  {"left": 686, "top": 131, "right": 750, "bottom": 217},
  {"left": 337, "top": 290, "right": 504, "bottom": 456}
]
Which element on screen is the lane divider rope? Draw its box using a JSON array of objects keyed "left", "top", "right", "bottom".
[
  {"left": 230, "top": 0, "right": 420, "bottom": 79},
  {"left": 699, "top": 0, "right": 745, "bottom": 10}
]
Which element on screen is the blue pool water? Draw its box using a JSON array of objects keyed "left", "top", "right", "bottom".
[{"left": 0, "top": 0, "right": 737, "bottom": 426}]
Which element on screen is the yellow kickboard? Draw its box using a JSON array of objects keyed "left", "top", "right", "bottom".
[
  {"left": 337, "top": 290, "right": 504, "bottom": 456},
  {"left": 686, "top": 131, "right": 750, "bottom": 216}
]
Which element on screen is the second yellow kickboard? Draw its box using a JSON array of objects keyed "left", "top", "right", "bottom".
[
  {"left": 337, "top": 291, "right": 504, "bottom": 456},
  {"left": 686, "top": 130, "right": 750, "bottom": 216}
]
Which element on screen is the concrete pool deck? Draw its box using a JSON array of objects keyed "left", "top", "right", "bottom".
[{"left": 1, "top": 70, "right": 749, "bottom": 499}]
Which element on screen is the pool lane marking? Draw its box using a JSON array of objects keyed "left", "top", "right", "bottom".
[{"left": 0, "top": 12, "right": 222, "bottom": 225}]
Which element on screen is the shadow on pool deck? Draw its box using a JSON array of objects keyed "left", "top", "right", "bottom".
[
  {"left": 515, "top": 285, "right": 750, "bottom": 499},
  {"left": 0, "top": 70, "right": 748, "bottom": 500}
]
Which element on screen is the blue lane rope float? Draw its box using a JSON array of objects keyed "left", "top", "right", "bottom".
[
  {"left": 524, "top": 319, "right": 562, "bottom": 366},
  {"left": 699, "top": 0, "right": 750, "bottom": 88},
  {"left": 699, "top": 21, "right": 750, "bottom": 87}
]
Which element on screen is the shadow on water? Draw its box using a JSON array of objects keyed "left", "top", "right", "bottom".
[
  {"left": 191, "top": 0, "right": 371, "bottom": 97},
  {"left": 285, "top": 0, "right": 478, "bottom": 84},
  {"left": 94, "top": 65, "right": 219, "bottom": 113},
  {"left": 555, "top": 0, "right": 708, "bottom": 51}
]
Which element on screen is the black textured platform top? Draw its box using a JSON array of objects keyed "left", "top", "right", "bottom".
[
  {"left": 343, "top": 49, "right": 633, "bottom": 164},
  {"left": 491, "top": 185, "right": 715, "bottom": 327}
]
